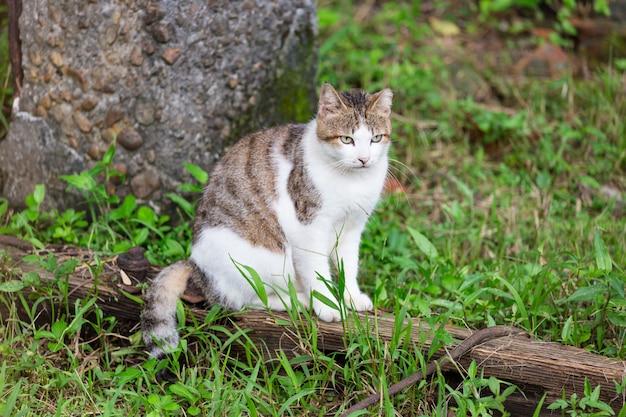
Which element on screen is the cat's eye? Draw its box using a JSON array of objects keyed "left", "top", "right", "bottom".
[
  {"left": 339, "top": 136, "right": 354, "bottom": 145},
  {"left": 371, "top": 134, "right": 384, "bottom": 143}
]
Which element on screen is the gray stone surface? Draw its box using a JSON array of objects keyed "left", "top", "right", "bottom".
[
  {"left": 0, "top": 111, "right": 85, "bottom": 211},
  {"left": 1, "top": 0, "right": 318, "bottom": 213}
]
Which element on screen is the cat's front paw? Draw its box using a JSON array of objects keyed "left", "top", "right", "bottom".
[
  {"left": 346, "top": 292, "right": 374, "bottom": 312},
  {"left": 314, "top": 303, "right": 341, "bottom": 322}
]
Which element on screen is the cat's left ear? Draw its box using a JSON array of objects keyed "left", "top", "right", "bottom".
[
  {"left": 318, "top": 82, "right": 347, "bottom": 118},
  {"left": 368, "top": 88, "right": 393, "bottom": 117}
]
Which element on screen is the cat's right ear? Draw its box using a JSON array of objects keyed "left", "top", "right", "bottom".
[
  {"left": 368, "top": 88, "right": 393, "bottom": 117},
  {"left": 318, "top": 83, "right": 346, "bottom": 118}
]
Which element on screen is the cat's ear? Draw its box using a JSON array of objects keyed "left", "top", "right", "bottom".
[
  {"left": 318, "top": 83, "right": 347, "bottom": 118},
  {"left": 368, "top": 88, "right": 393, "bottom": 117}
]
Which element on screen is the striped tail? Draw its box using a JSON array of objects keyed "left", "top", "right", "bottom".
[{"left": 141, "top": 260, "right": 194, "bottom": 358}]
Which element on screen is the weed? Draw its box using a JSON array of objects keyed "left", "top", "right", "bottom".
[
  {"left": 548, "top": 379, "right": 622, "bottom": 417},
  {"left": 447, "top": 361, "right": 518, "bottom": 416}
]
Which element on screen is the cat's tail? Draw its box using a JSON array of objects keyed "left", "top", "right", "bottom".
[{"left": 141, "top": 260, "right": 195, "bottom": 358}]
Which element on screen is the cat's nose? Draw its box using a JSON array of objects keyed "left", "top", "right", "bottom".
[{"left": 358, "top": 156, "right": 370, "bottom": 165}]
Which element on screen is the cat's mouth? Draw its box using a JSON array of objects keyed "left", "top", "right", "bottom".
[{"left": 341, "top": 160, "right": 372, "bottom": 170}]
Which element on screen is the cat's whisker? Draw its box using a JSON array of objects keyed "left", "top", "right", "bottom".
[
  {"left": 385, "top": 169, "right": 413, "bottom": 209},
  {"left": 385, "top": 159, "right": 419, "bottom": 209},
  {"left": 324, "top": 160, "right": 346, "bottom": 173},
  {"left": 388, "top": 159, "right": 418, "bottom": 188},
  {"left": 324, "top": 159, "right": 354, "bottom": 175}
]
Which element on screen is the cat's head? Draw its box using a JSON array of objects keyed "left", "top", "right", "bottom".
[{"left": 315, "top": 83, "right": 393, "bottom": 171}]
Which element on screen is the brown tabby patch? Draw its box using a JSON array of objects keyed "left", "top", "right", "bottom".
[
  {"left": 193, "top": 127, "right": 288, "bottom": 253},
  {"left": 282, "top": 125, "right": 322, "bottom": 224}
]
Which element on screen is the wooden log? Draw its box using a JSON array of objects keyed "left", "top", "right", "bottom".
[{"left": 1, "top": 235, "right": 625, "bottom": 415}]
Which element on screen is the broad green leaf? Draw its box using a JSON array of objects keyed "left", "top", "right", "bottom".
[
  {"left": 167, "top": 193, "right": 194, "bottom": 216},
  {"left": 561, "top": 316, "right": 573, "bottom": 342},
  {"left": 147, "top": 393, "right": 161, "bottom": 405},
  {"left": 33, "top": 184, "right": 45, "bottom": 205},
  {"left": 133, "top": 228, "right": 150, "bottom": 246},
  {"left": 487, "top": 376, "right": 501, "bottom": 396},
  {"left": 61, "top": 173, "right": 96, "bottom": 191},
  {"left": 568, "top": 284, "right": 606, "bottom": 303},
  {"left": 407, "top": 227, "right": 439, "bottom": 260},
  {"left": 54, "top": 259, "right": 80, "bottom": 279},
  {"left": 25, "top": 205, "right": 39, "bottom": 221},
  {"left": 594, "top": 230, "right": 613, "bottom": 273},
  {"left": 102, "top": 144, "right": 116, "bottom": 165},
  {"left": 51, "top": 320, "right": 68, "bottom": 340},
  {"left": 535, "top": 170, "right": 552, "bottom": 190},
  {"left": 183, "top": 163, "right": 208, "bottom": 185},
  {"left": 311, "top": 291, "right": 339, "bottom": 311},
  {"left": 109, "top": 195, "right": 136, "bottom": 221},
  {"left": 162, "top": 239, "right": 185, "bottom": 257},
  {"left": 463, "top": 287, "right": 490, "bottom": 307},
  {"left": 607, "top": 310, "right": 626, "bottom": 327},
  {"left": 169, "top": 383, "right": 197, "bottom": 402},
  {"left": 34, "top": 329, "right": 55, "bottom": 340},
  {"left": 113, "top": 240, "right": 132, "bottom": 254},
  {"left": 23, "top": 272, "right": 40, "bottom": 287},
  {"left": 0, "top": 280, "right": 25, "bottom": 292},
  {"left": 22, "top": 254, "right": 41, "bottom": 264},
  {"left": 137, "top": 205, "right": 157, "bottom": 226},
  {"left": 162, "top": 399, "right": 180, "bottom": 411}
]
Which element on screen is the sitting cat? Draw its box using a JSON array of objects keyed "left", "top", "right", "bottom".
[{"left": 141, "top": 83, "right": 393, "bottom": 358}]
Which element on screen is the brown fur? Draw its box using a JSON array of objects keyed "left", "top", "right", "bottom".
[{"left": 193, "top": 126, "right": 292, "bottom": 253}]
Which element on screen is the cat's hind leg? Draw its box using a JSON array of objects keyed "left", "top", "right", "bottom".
[{"left": 191, "top": 227, "right": 301, "bottom": 313}]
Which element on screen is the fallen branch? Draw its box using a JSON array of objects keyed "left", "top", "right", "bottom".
[{"left": 341, "top": 326, "right": 527, "bottom": 416}]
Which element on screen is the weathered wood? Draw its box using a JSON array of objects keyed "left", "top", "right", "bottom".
[
  {"left": 8, "top": 0, "right": 23, "bottom": 97},
  {"left": 1, "top": 235, "right": 625, "bottom": 415}
]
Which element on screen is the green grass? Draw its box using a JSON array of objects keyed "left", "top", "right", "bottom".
[{"left": 2, "top": 1, "right": 626, "bottom": 415}]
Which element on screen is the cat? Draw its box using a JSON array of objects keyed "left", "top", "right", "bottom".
[{"left": 141, "top": 83, "right": 393, "bottom": 358}]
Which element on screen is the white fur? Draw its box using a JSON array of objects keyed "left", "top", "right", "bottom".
[
  {"left": 278, "top": 121, "right": 387, "bottom": 320},
  {"left": 190, "top": 228, "right": 305, "bottom": 311}
]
